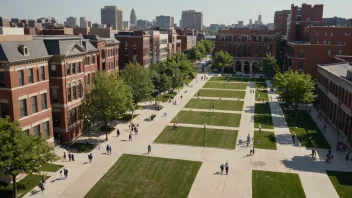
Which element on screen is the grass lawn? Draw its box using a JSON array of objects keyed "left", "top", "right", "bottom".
[
  {"left": 69, "top": 142, "right": 97, "bottom": 153},
  {"left": 282, "top": 108, "right": 330, "bottom": 149},
  {"left": 254, "top": 83, "right": 267, "bottom": 89},
  {"left": 255, "top": 103, "right": 271, "bottom": 115},
  {"left": 255, "top": 90, "right": 269, "bottom": 101},
  {"left": 326, "top": 171, "right": 352, "bottom": 198},
  {"left": 39, "top": 164, "right": 63, "bottom": 172},
  {"left": 196, "top": 89, "right": 246, "bottom": 99},
  {"left": 85, "top": 154, "right": 202, "bottom": 198},
  {"left": 0, "top": 174, "right": 45, "bottom": 198},
  {"left": 203, "top": 82, "right": 247, "bottom": 90},
  {"left": 185, "top": 99, "right": 244, "bottom": 111},
  {"left": 155, "top": 126, "right": 238, "bottom": 149},
  {"left": 254, "top": 114, "right": 273, "bottom": 129},
  {"left": 252, "top": 170, "right": 306, "bottom": 198},
  {"left": 209, "top": 76, "right": 228, "bottom": 81},
  {"left": 253, "top": 131, "right": 277, "bottom": 150},
  {"left": 171, "top": 111, "right": 241, "bottom": 127},
  {"left": 155, "top": 92, "right": 177, "bottom": 102},
  {"left": 117, "top": 114, "right": 139, "bottom": 121},
  {"left": 209, "top": 76, "right": 267, "bottom": 82}
]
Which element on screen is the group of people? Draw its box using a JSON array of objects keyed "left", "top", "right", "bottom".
[
  {"left": 106, "top": 144, "right": 112, "bottom": 154},
  {"left": 129, "top": 123, "right": 139, "bottom": 135},
  {"left": 63, "top": 152, "right": 75, "bottom": 162},
  {"left": 38, "top": 176, "right": 47, "bottom": 193},
  {"left": 219, "top": 162, "right": 229, "bottom": 175},
  {"left": 326, "top": 150, "right": 333, "bottom": 163},
  {"left": 336, "top": 141, "right": 347, "bottom": 152},
  {"left": 200, "top": 75, "right": 208, "bottom": 81}
]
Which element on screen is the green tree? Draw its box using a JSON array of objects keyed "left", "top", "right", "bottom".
[
  {"left": 0, "top": 117, "right": 57, "bottom": 198},
  {"left": 212, "top": 50, "right": 233, "bottom": 73},
  {"left": 202, "top": 40, "right": 213, "bottom": 54},
  {"left": 260, "top": 54, "right": 279, "bottom": 78},
  {"left": 185, "top": 47, "right": 203, "bottom": 62},
  {"left": 121, "top": 63, "right": 154, "bottom": 116},
  {"left": 273, "top": 70, "right": 315, "bottom": 120},
  {"left": 196, "top": 42, "right": 207, "bottom": 57},
  {"left": 81, "top": 71, "right": 133, "bottom": 141}
]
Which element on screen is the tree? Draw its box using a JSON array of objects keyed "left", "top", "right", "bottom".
[
  {"left": 202, "top": 40, "right": 213, "bottom": 54},
  {"left": 81, "top": 71, "right": 133, "bottom": 141},
  {"left": 260, "top": 54, "right": 279, "bottom": 78},
  {"left": 196, "top": 42, "right": 207, "bottom": 57},
  {"left": 121, "top": 63, "right": 154, "bottom": 114},
  {"left": 0, "top": 117, "right": 57, "bottom": 198},
  {"left": 185, "top": 47, "right": 203, "bottom": 62},
  {"left": 212, "top": 50, "right": 233, "bottom": 73},
  {"left": 273, "top": 70, "right": 315, "bottom": 121}
]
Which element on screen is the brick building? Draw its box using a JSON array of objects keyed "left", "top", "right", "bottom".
[
  {"left": 316, "top": 62, "right": 352, "bottom": 146},
  {"left": 274, "top": 10, "right": 291, "bottom": 35},
  {"left": 176, "top": 28, "right": 197, "bottom": 53},
  {"left": 115, "top": 31, "right": 150, "bottom": 68},
  {"left": 215, "top": 29, "right": 280, "bottom": 73}
]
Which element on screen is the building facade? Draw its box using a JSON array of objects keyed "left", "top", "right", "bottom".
[
  {"left": 101, "top": 6, "right": 123, "bottom": 31},
  {"left": 0, "top": 17, "right": 10, "bottom": 27},
  {"left": 115, "top": 31, "right": 150, "bottom": 68},
  {"left": 180, "top": 10, "right": 203, "bottom": 31},
  {"left": 130, "top": 7, "right": 137, "bottom": 26},
  {"left": 148, "top": 30, "right": 169, "bottom": 64},
  {"left": 274, "top": 10, "right": 290, "bottom": 35},
  {"left": 155, "top": 15, "right": 174, "bottom": 28},
  {"left": 215, "top": 29, "right": 280, "bottom": 73},
  {"left": 316, "top": 62, "right": 352, "bottom": 146},
  {"left": 64, "top": 17, "right": 78, "bottom": 28},
  {"left": 136, "top": 20, "right": 148, "bottom": 30},
  {"left": 323, "top": 17, "right": 351, "bottom": 27},
  {"left": 80, "top": 17, "right": 88, "bottom": 28}
]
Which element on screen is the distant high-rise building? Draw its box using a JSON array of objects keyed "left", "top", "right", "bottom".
[
  {"left": 11, "top": 18, "right": 19, "bottom": 24},
  {"left": 274, "top": 10, "right": 290, "bottom": 35},
  {"left": 152, "top": 19, "right": 156, "bottom": 26},
  {"left": 0, "top": 17, "right": 10, "bottom": 27},
  {"left": 101, "top": 6, "right": 123, "bottom": 30},
  {"left": 130, "top": 7, "right": 137, "bottom": 26},
  {"left": 267, "top": 23, "right": 274, "bottom": 30},
  {"left": 123, "top": 21, "right": 130, "bottom": 30},
  {"left": 249, "top": 19, "right": 253, "bottom": 25},
  {"left": 64, "top": 16, "right": 78, "bottom": 27},
  {"left": 155, "top": 15, "right": 174, "bottom": 28},
  {"left": 80, "top": 17, "right": 88, "bottom": 28},
  {"left": 88, "top": 21, "right": 92, "bottom": 28},
  {"left": 258, "top": 14, "right": 262, "bottom": 25},
  {"left": 180, "top": 10, "right": 203, "bottom": 31},
  {"left": 136, "top": 19, "right": 148, "bottom": 30}
]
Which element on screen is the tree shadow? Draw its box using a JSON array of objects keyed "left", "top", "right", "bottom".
[
  {"left": 280, "top": 155, "right": 333, "bottom": 173},
  {"left": 274, "top": 133, "right": 293, "bottom": 145},
  {"left": 326, "top": 170, "right": 352, "bottom": 186}
]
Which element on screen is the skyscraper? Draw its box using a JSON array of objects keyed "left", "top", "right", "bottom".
[
  {"left": 130, "top": 7, "right": 137, "bottom": 26},
  {"left": 155, "top": 15, "right": 174, "bottom": 28},
  {"left": 80, "top": 17, "right": 88, "bottom": 28},
  {"left": 101, "top": 6, "right": 123, "bottom": 30},
  {"left": 249, "top": 19, "right": 253, "bottom": 25},
  {"left": 258, "top": 14, "right": 262, "bottom": 25},
  {"left": 180, "top": 10, "right": 203, "bottom": 31},
  {"left": 64, "top": 17, "right": 78, "bottom": 27}
]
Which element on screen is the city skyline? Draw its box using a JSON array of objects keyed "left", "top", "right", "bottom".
[{"left": 0, "top": 0, "right": 351, "bottom": 26}]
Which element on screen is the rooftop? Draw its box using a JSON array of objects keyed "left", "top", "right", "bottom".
[{"left": 318, "top": 62, "right": 352, "bottom": 78}]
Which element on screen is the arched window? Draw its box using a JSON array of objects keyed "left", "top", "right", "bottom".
[{"left": 78, "top": 80, "right": 83, "bottom": 98}]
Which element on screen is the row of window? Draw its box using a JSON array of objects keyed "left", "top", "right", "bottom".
[
  {"left": 19, "top": 93, "right": 48, "bottom": 118},
  {"left": 24, "top": 121, "right": 50, "bottom": 139},
  {"left": 65, "top": 62, "right": 82, "bottom": 76},
  {"left": 15, "top": 66, "right": 46, "bottom": 87},
  {"left": 219, "top": 35, "right": 275, "bottom": 42},
  {"left": 316, "top": 40, "right": 347, "bottom": 45},
  {"left": 315, "top": 32, "right": 351, "bottom": 36}
]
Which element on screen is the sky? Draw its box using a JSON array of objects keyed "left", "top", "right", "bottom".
[{"left": 0, "top": 0, "right": 351, "bottom": 26}]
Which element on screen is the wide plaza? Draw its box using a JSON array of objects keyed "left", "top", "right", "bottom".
[{"left": 24, "top": 75, "right": 352, "bottom": 198}]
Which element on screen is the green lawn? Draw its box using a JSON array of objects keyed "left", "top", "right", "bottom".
[
  {"left": 0, "top": 174, "right": 45, "bottom": 198},
  {"left": 155, "top": 126, "right": 238, "bottom": 149},
  {"left": 171, "top": 111, "right": 241, "bottom": 127},
  {"left": 252, "top": 170, "right": 306, "bottom": 198},
  {"left": 185, "top": 99, "right": 244, "bottom": 111},
  {"left": 85, "top": 154, "right": 202, "bottom": 198},
  {"left": 197, "top": 89, "right": 246, "bottom": 99},
  {"left": 203, "top": 82, "right": 247, "bottom": 90},
  {"left": 209, "top": 76, "right": 266, "bottom": 82},
  {"left": 155, "top": 92, "right": 177, "bottom": 102},
  {"left": 326, "top": 171, "right": 352, "bottom": 198},
  {"left": 39, "top": 164, "right": 63, "bottom": 172},
  {"left": 282, "top": 108, "right": 330, "bottom": 149},
  {"left": 255, "top": 90, "right": 269, "bottom": 101},
  {"left": 254, "top": 114, "right": 273, "bottom": 129},
  {"left": 253, "top": 131, "right": 277, "bottom": 150},
  {"left": 255, "top": 83, "right": 267, "bottom": 89},
  {"left": 255, "top": 103, "right": 271, "bottom": 115}
]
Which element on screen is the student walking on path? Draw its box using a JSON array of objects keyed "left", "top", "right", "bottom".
[
  {"left": 225, "top": 162, "right": 229, "bottom": 175},
  {"left": 148, "top": 145, "right": 151, "bottom": 154},
  {"left": 63, "top": 152, "right": 67, "bottom": 161},
  {"left": 220, "top": 164, "right": 224, "bottom": 174}
]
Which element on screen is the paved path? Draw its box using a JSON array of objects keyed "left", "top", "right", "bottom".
[
  {"left": 201, "top": 88, "right": 246, "bottom": 91},
  {"left": 167, "top": 123, "right": 239, "bottom": 131},
  {"left": 192, "top": 96, "right": 245, "bottom": 101},
  {"left": 182, "top": 108, "right": 243, "bottom": 114},
  {"left": 23, "top": 75, "right": 352, "bottom": 198}
]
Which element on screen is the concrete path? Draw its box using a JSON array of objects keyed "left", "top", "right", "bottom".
[
  {"left": 192, "top": 96, "right": 245, "bottom": 101},
  {"left": 201, "top": 88, "right": 246, "bottom": 91},
  {"left": 182, "top": 108, "right": 243, "bottom": 114},
  {"left": 167, "top": 123, "right": 239, "bottom": 131}
]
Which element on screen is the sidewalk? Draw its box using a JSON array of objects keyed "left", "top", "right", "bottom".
[
  {"left": 182, "top": 108, "right": 243, "bottom": 114},
  {"left": 192, "top": 96, "right": 245, "bottom": 101},
  {"left": 167, "top": 123, "right": 239, "bottom": 131}
]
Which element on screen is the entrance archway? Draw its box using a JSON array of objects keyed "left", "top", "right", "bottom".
[
  {"left": 244, "top": 61, "right": 250, "bottom": 74},
  {"left": 252, "top": 63, "right": 259, "bottom": 73},
  {"left": 235, "top": 61, "right": 242, "bottom": 72}
]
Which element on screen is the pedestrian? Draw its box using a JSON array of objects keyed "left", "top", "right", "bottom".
[
  {"left": 212, "top": 105, "right": 215, "bottom": 111},
  {"left": 64, "top": 168, "right": 68, "bottom": 179},
  {"left": 90, "top": 153, "right": 93, "bottom": 162},
  {"left": 173, "top": 123, "right": 177, "bottom": 129},
  {"left": 225, "top": 162, "right": 229, "bottom": 175},
  {"left": 106, "top": 144, "right": 110, "bottom": 154},
  {"left": 71, "top": 154, "right": 75, "bottom": 161},
  {"left": 180, "top": 95, "right": 183, "bottom": 100},
  {"left": 220, "top": 164, "right": 224, "bottom": 174},
  {"left": 346, "top": 152, "right": 350, "bottom": 161},
  {"left": 38, "top": 181, "right": 45, "bottom": 193},
  {"left": 164, "top": 112, "right": 167, "bottom": 117},
  {"left": 292, "top": 133, "right": 296, "bottom": 143},
  {"left": 42, "top": 175, "right": 46, "bottom": 184},
  {"left": 129, "top": 134, "right": 132, "bottom": 141},
  {"left": 109, "top": 145, "right": 112, "bottom": 154},
  {"left": 117, "top": 128, "right": 120, "bottom": 137},
  {"left": 135, "top": 128, "right": 138, "bottom": 135},
  {"left": 175, "top": 117, "right": 178, "bottom": 125},
  {"left": 128, "top": 124, "right": 131, "bottom": 130},
  {"left": 312, "top": 148, "right": 316, "bottom": 158},
  {"left": 59, "top": 170, "right": 62, "bottom": 178},
  {"left": 247, "top": 134, "right": 251, "bottom": 145},
  {"left": 148, "top": 145, "right": 151, "bottom": 154},
  {"left": 250, "top": 148, "right": 253, "bottom": 155},
  {"left": 68, "top": 153, "right": 71, "bottom": 161},
  {"left": 252, "top": 146, "right": 255, "bottom": 155},
  {"left": 63, "top": 152, "right": 66, "bottom": 161}
]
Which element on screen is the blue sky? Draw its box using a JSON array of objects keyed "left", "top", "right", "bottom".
[{"left": 0, "top": 0, "right": 351, "bottom": 25}]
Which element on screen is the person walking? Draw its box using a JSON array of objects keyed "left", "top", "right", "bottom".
[
  {"left": 71, "top": 154, "right": 75, "bottom": 161},
  {"left": 109, "top": 145, "right": 112, "bottom": 154},
  {"left": 106, "top": 144, "right": 110, "bottom": 154},
  {"left": 68, "top": 153, "right": 72, "bottom": 161},
  {"left": 38, "top": 181, "right": 45, "bottom": 193},
  {"left": 292, "top": 133, "right": 296, "bottom": 144},
  {"left": 148, "top": 145, "right": 151, "bottom": 154},
  {"left": 175, "top": 117, "right": 178, "bottom": 125},
  {"left": 346, "top": 152, "right": 350, "bottom": 161},
  {"left": 59, "top": 170, "right": 62, "bottom": 178},
  {"left": 252, "top": 146, "right": 255, "bottom": 155},
  {"left": 247, "top": 134, "right": 251, "bottom": 146},
  {"left": 180, "top": 95, "right": 183, "bottom": 100},
  {"left": 116, "top": 128, "right": 120, "bottom": 137},
  {"left": 220, "top": 164, "right": 224, "bottom": 174},
  {"left": 225, "top": 162, "right": 229, "bottom": 175},
  {"left": 63, "top": 152, "right": 67, "bottom": 161},
  {"left": 312, "top": 148, "right": 316, "bottom": 158},
  {"left": 129, "top": 134, "right": 132, "bottom": 141}
]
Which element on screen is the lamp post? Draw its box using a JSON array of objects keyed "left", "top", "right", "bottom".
[{"left": 204, "top": 123, "right": 207, "bottom": 147}]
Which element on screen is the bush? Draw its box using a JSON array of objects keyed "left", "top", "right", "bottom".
[
  {"left": 69, "top": 143, "right": 97, "bottom": 153},
  {"left": 99, "top": 126, "right": 115, "bottom": 134}
]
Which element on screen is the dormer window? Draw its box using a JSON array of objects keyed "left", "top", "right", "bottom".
[{"left": 18, "top": 45, "right": 29, "bottom": 56}]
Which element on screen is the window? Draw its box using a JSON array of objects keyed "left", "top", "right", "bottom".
[
  {"left": 0, "top": 103, "right": 9, "bottom": 118},
  {"left": 315, "top": 32, "right": 320, "bottom": 36},
  {"left": 67, "top": 84, "right": 71, "bottom": 102},
  {"left": 72, "top": 83, "right": 77, "bottom": 100},
  {"left": 78, "top": 81, "right": 82, "bottom": 97},
  {"left": 31, "top": 96, "right": 38, "bottom": 113},
  {"left": 42, "top": 121, "right": 50, "bottom": 139},
  {"left": 328, "top": 41, "right": 331, "bottom": 44},
  {"left": 51, "top": 88, "right": 58, "bottom": 103},
  {"left": 330, "top": 32, "right": 333, "bottom": 36},
  {"left": 24, "top": 129, "right": 29, "bottom": 135},
  {"left": 299, "top": 50, "right": 305, "bottom": 58},
  {"left": 328, "top": 50, "right": 331, "bottom": 56},
  {"left": 339, "top": 41, "right": 341, "bottom": 45},
  {"left": 53, "top": 112, "right": 60, "bottom": 127},
  {"left": 77, "top": 62, "right": 81, "bottom": 73},
  {"left": 18, "top": 70, "right": 24, "bottom": 86},
  {"left": 41, "top": 93, "right": 47, "bottom": 110},
  {"left": 19, "top": 99, "right": 27, "bottom": 117},
  {"left": 33, "top": 124, "right": 40, "bottom": 136},
  {"left": 92, "top": 55, "right": 95, "bottom": 64},
  {"left": 28, "top": 68, "right": 33, "bottom": 83},
  {"left": 40, "top": 66, "right": 45, "bottom": 80},
  {"left": 0, "top": 72, "right": 5, "bottom": 87},
  {"left": 325, "top": 32, "right": 327, "bottom": 36},
  {"left": 86, "top": 56, "right": 90, "bottom": 65},
  {"left": 66, "top": 64, "right": 71, "bottom": 75},
  {"left": 344, "top": 41, "right": 347, "bottom": 45},
  {"left": 50, "top": 65, "right": 56, "bottom": 77},
  {"left": 88, "top": 74, "right": 91, "bottom": 84},
  {"left": 317, "top": 41, "right": 319, "bottom": 44},
  {"left": 72, "top": 63, "right": 76, "bottom": 74},
  {"left": 339, "top": 50, "right": 342, "bottom": 55},
  {"left": 324, "top": 41, "right": 326, "bottom": 44},
  {"left": 299, "top": 63, "right": 304, "bottom": 71}
]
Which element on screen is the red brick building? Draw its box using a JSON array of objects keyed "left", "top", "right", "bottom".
[
  {"left": 115, "top": 31, "right": 150, "bottom": 68},
  {"left": 215, "top": 29, "right": 280, "bottom": 73},
  {"left": 274, "top": 10, "right": 290, "bottom": 35}
]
